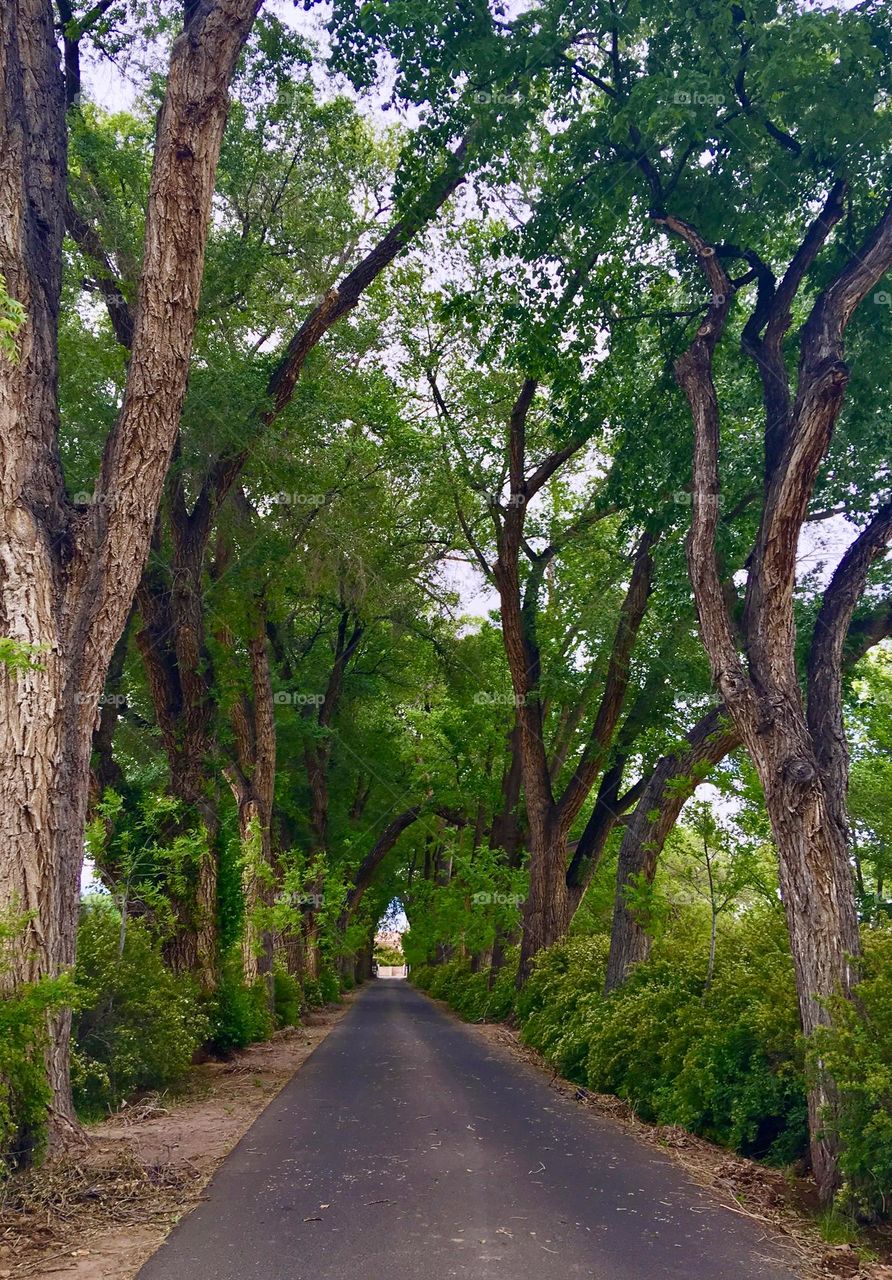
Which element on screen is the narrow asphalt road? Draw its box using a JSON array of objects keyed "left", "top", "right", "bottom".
[{"left": 138, "top": 981, "right": 798, "bottom": 1280}]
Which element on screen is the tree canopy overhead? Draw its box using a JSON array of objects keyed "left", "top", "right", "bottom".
[{"left": 0, "top": 0, "right": 891, "bottom": 1219}]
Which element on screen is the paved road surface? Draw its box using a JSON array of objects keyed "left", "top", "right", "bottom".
[{"left": 138, "top": 981, "right": 798, "bottom": 1280}]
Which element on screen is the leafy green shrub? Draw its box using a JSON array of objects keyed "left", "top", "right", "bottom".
[
  {"left": 205, "top": 950, "right": 273, "bottom": 1055},
  {"left": 585, "top": 915, "right": 806, "bottom": 1161},
  {"left": 518, "top": 936, "right": 609, "bottom": 1080},
  {"left": 72, "top": 900, "right": 206, "bottom": 1114},
  {"left": 318, "top": 967, "right": 341, "bottom": 1003},
  {"left": 0, "top": 914, "right": 71, "bottom": 1169},
  {"left": 412, "top": 955, "right": 517, "bottom": 1022},
  {"left": 514, "top": 912, "right": 806, "bottom": 1164},
  {"left": 302, "top": 977, "right": 322, "bottom": 1007},
  {"left": 273, "top": 968, "right": 302, "bottom": 1028},
  {"left": 302, "top": 967, "right": 341, "bottom": 1008},
  {"left": 814, "top": 927, "right": 892, "bottom": 1218}
]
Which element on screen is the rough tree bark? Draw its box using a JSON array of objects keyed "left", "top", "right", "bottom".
[
  {"left": 0, "top": 0, "right": 260, "bottom": 1146},
  {"left": 487, "top": 715, "right": 525, "bottom": 983},
  {"left": 222, "top": 611, "right": 276, "bottom": 987},
  {"left": 660, "top": 186, "right": 892, "bottom": 1201},
  {"left": 136, "top": 481, "right": 223, "bottom": 985}
]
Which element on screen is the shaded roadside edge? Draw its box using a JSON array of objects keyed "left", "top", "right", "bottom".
[
  {"left": 410, "top": 984, "right": 889, "bottom": 1280},
  {"left": 2, "top": 997, "right": 356, "bottom": 1280}
]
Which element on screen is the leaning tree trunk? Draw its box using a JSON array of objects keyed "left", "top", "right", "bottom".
[
  {"left": 740, "top": 700, "right": 860, "bottom": 1202},
  {"left": 0, "top": 0, "right": 260, "bottom": 1149},
  {"left": 605, "top": 708, "right": 740, "bottom": 991}
]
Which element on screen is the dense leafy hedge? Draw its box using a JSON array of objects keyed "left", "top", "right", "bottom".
[
  {"left": 413, "top": 953, "right": 518, "bottom": 1023},
  {"left": 72, "top": 900, "right": 208, "bottom": 1113},
  {"left": 573, "top": 914, "right": 808, "bottom": 1164}
]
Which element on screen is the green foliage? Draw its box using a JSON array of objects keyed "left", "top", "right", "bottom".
[
  {"left": 413, "top": 954, "right": 517, "bottom": 1023},
  {"left": 302, "top": 968, "right": 341, "bottom": 1008},
  {"left": 272, "top": 968, "right": 302, "bottom": 1029},
  {"left": 515, "top": 936, "right": 611, "bottom": 1080},
  {"left": 0, "top": 273, "right": 25, "bottom": 361},
  {"left": 0, "top": 636, "right": 44, "bottom": 672},
  {"left": 586, "top": 916, "right": 806, "bottom": 1163},
  {"left": 71, "top": 900, "right": 206, "bottom": 1115},
  {"left": 205, "top": 950, "right": 273, "bottom": 1056},
  {"left": 374, "top": 943, "right": 404, "bottom": 965},
  {"left": 85, "top": 789, "right": 211, "bottom": 942},
  {"left": 814, "top": 927, "right": 892, "bottom": 1219},
  {"left": 0, "top": 914, "right": 71, "bottom": 1170},
  {"left": 846, "top": 652, "right": 892, "bottom": 922}
]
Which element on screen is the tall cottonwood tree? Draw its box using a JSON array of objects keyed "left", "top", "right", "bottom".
[
  {"left": 406, "top": 229, "right": 714, "bottom": 978},
  {"left": 0, "top": 0, "right": 261, "bottom": 1141},
  {"left": 63, "top": 27, "right": 475, "bottom": 984},
  {"left": 662, "top": 192, "right": 892, "bottom": 1200}
]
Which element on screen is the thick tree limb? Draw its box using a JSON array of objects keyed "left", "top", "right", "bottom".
[
  {"left": 77, "top": 0, "right": 262, "bottom": 675},
  {"left": 740, "top": 182, "right": 847, "bottom": 481},
  {"left": 557, "top": 529, "right": 656, "bottom": 828},
  {"left": 744, "top": 194, "right": 892, "bottom": 683},
  {"left": 656, "top": 215, "right": 751, "bottom": 709},
  {"left": 344, "top": 804, "right": 467, "bottom": 916},
  {"left": 64, "top": 195, "right": 135, "bottom": 347}
]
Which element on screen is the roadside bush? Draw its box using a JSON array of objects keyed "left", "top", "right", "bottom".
[
  {"left": 0, "top": 914, "right": 71, "bottom": 1169},
  {"left": 412, "top": 955, "right": 517, "bottom": 1022},
  {"left": 514, "top": 912, "right": 806, "bottom": 1163},
  {"left": 205, "top": 949, "right": 273, "bottom": 1055},
  {"left": 319, "top": 967, "right": 341, "bottom": 1003},
  {"left": 814, "top": 926, "right": 892, "bottom": 1218},
  {"left": 302, "top": 966, "right": 341, "bottom": 1008},
  {"left": 273, "top": 968, "right": 302, "bottom": 1028},
  {"left": 72, "top": 900, "right": 206, "bottom": 1114},
  {"left": 584, "top": 913, "right": 806, "bottom": 1161},
  {"left": 517, "top": 935, "right": 609, "bottom": 1079}
]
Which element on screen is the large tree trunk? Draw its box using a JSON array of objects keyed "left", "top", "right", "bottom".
[
  {"left": 517, "top": 816, "right": 571, "bottom": 980},
  {"left": 0, "top": 0, "right": 78, "bottom": 1148},
  {"left": 0, "top": 0, "right": 260, "bottom": 1149},
  {"left": 233, "top": 797, "right": 272, "bottom": 986},
  {"left": 487, "top": 717, "right": 525, "bottom": 985},
  {"left": 757, "top": 731, "right": 859, "bottom": 1187},
  {"left": 605, "top": 756, "right": 680, "bottom": 993},
  {"left": 136, "top": 534, "right": 222, "bottom": 986},
  {"left": 222, "top": 612, "right": 277, "bottom": 988}
]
